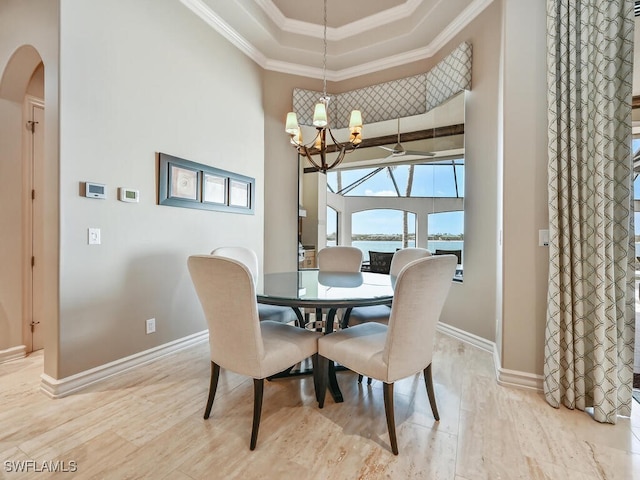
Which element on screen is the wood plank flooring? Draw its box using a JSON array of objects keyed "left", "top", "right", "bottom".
[{"left": 1, "top": 333, "right": 639, "bottom": 479}]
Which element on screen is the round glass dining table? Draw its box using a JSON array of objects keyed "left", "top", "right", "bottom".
[
  {"left": 257, "top": 269, "right": 394, "bottom": 402},
  {"left": 257, "top": 270, "right": 394, "bottom": 308}
]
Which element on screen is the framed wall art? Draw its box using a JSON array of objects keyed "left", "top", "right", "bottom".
[{"left": 157, "top": 152, "right": 255, "bottom": 214}]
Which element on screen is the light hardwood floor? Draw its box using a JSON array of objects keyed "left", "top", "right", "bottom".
[{"left": 1, "top": 333, "right": 639, "bottom": 479}]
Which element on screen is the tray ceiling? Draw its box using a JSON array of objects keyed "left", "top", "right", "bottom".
[{"left": 180, "top": 0, "right": 493, "bottom": 81}]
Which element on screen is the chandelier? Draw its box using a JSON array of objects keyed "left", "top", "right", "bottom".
[{"left": 284, "top": 0, "right": 363, "bottom": 172}]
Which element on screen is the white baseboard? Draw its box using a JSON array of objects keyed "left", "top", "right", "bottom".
[
  {"left": 37, "top": 321, "right": 545, "bottom": 398},
  {"left": 40, "top": 330, "right": 208, "bottom": 399},
  {"left": 436, "top": 321, "right": 494, "bottom": 353},
  {"left": 0, "top": 345, "right": 27, "bottom": 364},
  {"left": 437, "top": 321, "right": 543, "bottom": 392},
  {"left": 493, "top": 344, "right": 543, "bottom": 391}
]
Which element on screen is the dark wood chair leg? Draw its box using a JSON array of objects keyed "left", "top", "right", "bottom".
[
  {"left": 383, "top": 382, "right": 399, "bottom": 455},
  {"left": 250, "top": 378, "right": 264, "bottom": 450},
  {"left": 358, "top": 374, "right": 364, "bottom": 383},
  {"left": 367, "top": 377, "right": 372, "bottom": 385},
  {"left": 317, "top": 355, "right": 328, "bottom": 408},
  {"left": 423, "top": 363, "right": 440, "bottom": 421},
  {"left": 204, "top": 361, "right": 220, "bottom": 420},
  {"left": 311, "top": 353, "right": 321, "bottom": 403},
  {"left": 327, "top": 359, "right": 343, "bottom": 403}
]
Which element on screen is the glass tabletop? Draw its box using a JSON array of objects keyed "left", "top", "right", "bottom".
[{"left": 257, "top": 270, "right": 394, "bottom": 309}]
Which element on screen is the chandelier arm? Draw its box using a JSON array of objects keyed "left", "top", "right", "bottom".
[
  {"left": 327, "top": 147, "right": 348, "bottom": 171},
  {"left": 300, "top": 146, "right": 323, "bottom": 171},
  {"left": 326, "top": 127, "right": 361, "bottom": 153},
  {"left": 325, "top": 127, "right": 344, "bottom": 148}
]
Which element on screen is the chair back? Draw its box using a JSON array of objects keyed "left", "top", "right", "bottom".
[
  {"left": 389, "top": 248, "right": 432, "bottom": 276},
  {"left": 434, "top": 248, "right": 462, "bottom": 265},
  {"left": 368, "top": 251, "right": 394, "bottom": 274},
  {"left": 383, "top": 255, "right": 456, "bottom": 381},
  {"left": 211, "top": 246, "right": 259, "bottom": 283},
  {"left": 317, "top": 246, "right": 363, "bottom": 272},
  {"left": 188, "top": 255, "right": 264, "bottom": 377}
]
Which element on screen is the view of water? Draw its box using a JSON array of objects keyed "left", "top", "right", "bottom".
[{"left": 327, "top": 240, "right": 464, "bottom": 262}]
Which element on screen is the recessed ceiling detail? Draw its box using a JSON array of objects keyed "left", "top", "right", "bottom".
[
  {"left": 293, "top": 42, "right": 472, "bottom": 128},
  {"left": 180, "top": 0, "right": 493, "bottom": 81}
]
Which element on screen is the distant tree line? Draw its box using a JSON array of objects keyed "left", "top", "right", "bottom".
[{"left": 327, "top": 233, "right": 464, "bottom": 241}]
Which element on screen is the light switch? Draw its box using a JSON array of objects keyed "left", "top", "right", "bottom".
[
  {"left": 539, "top": 229, "right": 549, "bottom": 247},
  {"left": 88, "top": 228, "right": 101, "bottom": 245}
]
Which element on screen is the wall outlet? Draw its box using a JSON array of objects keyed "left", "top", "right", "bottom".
[{"left": 145, "top": 318, "right": 156, "bottom": 334}]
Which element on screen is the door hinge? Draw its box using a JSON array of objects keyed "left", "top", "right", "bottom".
[
  {"left": 26, "top": 120, "right": 38, "bottom": 133},
  {"left": 32, "top": 189, "right": 35, "bottom": 200},
  {"left": 30, "top": 320, "right": 40, "bottom": 332},
  {"left": 31, "top": 256, "right": 35, "bottom": 267}
]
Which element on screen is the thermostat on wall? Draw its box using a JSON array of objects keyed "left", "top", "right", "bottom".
[
  {"left": 118, "top": 187, "right": 139, "bottom": 203},
  {"left": 85, "top": 182, "right": 106, "bottom": 199}
]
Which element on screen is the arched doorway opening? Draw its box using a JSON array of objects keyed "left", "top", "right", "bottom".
[{"left": 0, "top": 45, "right": 46, "bottom": 358}]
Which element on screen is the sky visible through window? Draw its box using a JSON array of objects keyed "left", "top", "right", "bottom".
[{"left": 327, "top": 161, "right": 464, "bottom": 235}]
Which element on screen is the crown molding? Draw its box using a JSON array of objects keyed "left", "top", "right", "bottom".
[
  {"left": 426, "top": 0, "right": 492, "bottom": 55},
  {"left": 180, "top": 0, "right": 493, "bottom": 81},
  {"left": 179, "top": 0, "right": 267, "bottom": 65},
  {"left": 255, "top": 0, "right": 424, "bottom": 41}
]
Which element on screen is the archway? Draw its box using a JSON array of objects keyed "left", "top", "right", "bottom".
[{"left": 0, "top": 44, "right": 45, "bottom": 359}]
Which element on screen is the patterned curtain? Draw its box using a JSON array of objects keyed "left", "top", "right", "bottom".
[{"left": 544, "top": 0, "right": 635, "bottom": 423}]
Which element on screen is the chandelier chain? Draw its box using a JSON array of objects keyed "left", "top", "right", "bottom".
[{"left": 322, "top": 0, "right": 327, "bottom": 98}]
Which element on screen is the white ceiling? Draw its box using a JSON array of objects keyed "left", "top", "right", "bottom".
[{"left": 179, "top": 0, "right": 494, "bottom": 81}]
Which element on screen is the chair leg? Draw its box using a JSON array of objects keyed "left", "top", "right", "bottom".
[
  {"left": 250, "top": 378, "right": 264, "bottom": 450},
  {"left": 423, "top": 363, "right": 440, "bottom": 421},
  {"left": 317, "top": 355, "right": 328, "bottom": 408},
  {"left": 358, "top": 374, "right": 364, "bottom": 383},
  {"left": 204, "top": 361, "right": 221, "bottom": 420},
  {"left": 383, "top": 382, "right": 399, "bottom": 455},
  {"left": 311, "top": 353, "right": 321, "bottom": 403},
  {"left": 367, "top": 377, "right": 372, "bottom": 385}
]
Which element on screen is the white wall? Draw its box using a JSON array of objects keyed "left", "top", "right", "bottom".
[
  {"left": 54, "top": 0, "right": 265, "bottom": 377},
  {"left": 500, "top": 0, "right": 548, "bottom": 374}
]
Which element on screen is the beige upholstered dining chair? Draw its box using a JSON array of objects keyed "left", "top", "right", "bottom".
[
  {"left": 314, "top": 246, "right": 363, "bottom": 329},
  {"left": 346, "top": 247, "right": 432, "bottom": 327},
  {"left": 188, "top": 255, "right": 322, "bottom": 450},
  {"left": 317, "top": 246, "right": 363, "bottom": 272},
  {"left": 346, "top": 247, "right": 433, "bottom": 384},
  {"left": 211, "top": 246, "right": 299, "bottom": 325},
  {"left": 317, "top": 255, "right": 457, "bottom": 455}
]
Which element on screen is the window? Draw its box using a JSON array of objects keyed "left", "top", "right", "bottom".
[
  {"left": 428, "top": 211, "right": 464, "bottom": 280},
  {"left": 351, "top": 209, "right": 416, "bottom": 262},
  {"left": 327, "top": 160, "right": 464, "bottom": 198},
  {"left": 327, "top": 206, "right": 338, "bottom": 246},
  {"left": 326, "top": 157, "right": 464, "bottom": 278}
]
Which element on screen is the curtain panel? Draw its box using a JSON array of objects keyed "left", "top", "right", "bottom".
[{"left": 545, "top": 0, "right": 635, "bottom": 423}]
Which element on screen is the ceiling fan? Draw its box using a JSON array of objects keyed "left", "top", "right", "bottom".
[{"left": 378, "top": 118, "right": 435, "bottom": 159}]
